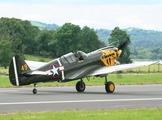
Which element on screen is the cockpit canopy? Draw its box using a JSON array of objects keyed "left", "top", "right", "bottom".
[
  {"left": 60, "top": 51, "right": 87, "bottom": 64},
  {"left": 76, "top": 51, "right": 87, "bottom": 61}
]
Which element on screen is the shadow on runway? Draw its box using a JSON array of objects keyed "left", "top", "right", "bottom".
[
  {"left": 9, "top": 89, "right": 156, "bottom": 97},
  {"left": 2, "top": 86, "right": 159, "bottom": 97}
]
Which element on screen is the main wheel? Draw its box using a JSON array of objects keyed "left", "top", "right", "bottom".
[
  {"left": 105, "top": 81, "right": 115, "bottom": 93},
  {"left": 76, "top": 81, "right": 86, "bottom": 92},
  {"left": 33, "top": 88, "right": 37, "bottom": 94}
]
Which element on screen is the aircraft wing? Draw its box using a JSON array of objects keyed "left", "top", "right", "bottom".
[{"left": 88, "top": 61, "right": 158, "bottom": 76}]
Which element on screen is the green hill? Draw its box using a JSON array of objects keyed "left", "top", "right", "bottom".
[
  {"left": 30, "top": 21, "right": 162, "bottom": 59},
  {"left": 96, "top": 27, "right": 162, "bottom": 47},
  {"left": 30, "top": 21, "right": 162, "bottom": 48},
  {"left": 96, "top": 28, "right": 162, "bottom": 59},
  {"left": 31, "top": 21, "right": 60, "bottom": 30}
]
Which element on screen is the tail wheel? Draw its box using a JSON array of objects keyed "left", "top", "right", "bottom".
[
  {"left": 33, "top": 84, "right": 37, "bottom": 94},
  {"left": 105, "top": 81, "right": 115, "bottom": 93},
  {"left": 33, "top": 88, "right": 37, "bottom": 94},
  {"left": 76, "top": 81, "right": 86, "bottom": 92}
]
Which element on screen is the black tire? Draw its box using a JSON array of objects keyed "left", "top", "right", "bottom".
[
  {"left": 33, "top": 88, "right": 37, "bottom": 94},
  {"left": 105, "top": 81, "right": 115, "bottom": 93},
  {"left": 76, "top": 81, "right": 86, "bottom": 92}
]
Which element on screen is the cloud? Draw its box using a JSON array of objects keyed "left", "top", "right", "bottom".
[
  {"left": 1, "top": 0, "right": 162, "bottom": 4},
  {"left": 0, "top": 2, "right": 162, "bottom": 30}
]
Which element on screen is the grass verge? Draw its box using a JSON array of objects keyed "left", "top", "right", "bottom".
[
  {"left": 1, "top": 73, "right": 162, "bottom": 88},
  {"left": 0, "top": 108, "right": 162, "bottom": 120}
]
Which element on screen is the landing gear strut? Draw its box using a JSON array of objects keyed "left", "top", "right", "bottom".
[
  {"left": 33, "top": 84, "right": 37, "bottom": 94},
  {"left": 105, "top": 76, "right": 115, "bottom": 93},
  {"left": 76, "top": 79, "right": 86, "bottom": 92}
]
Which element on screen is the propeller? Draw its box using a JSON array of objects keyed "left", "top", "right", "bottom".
[
  {"left": 115, "top": 39, "right": 130, "bottom": 79},
  {"left": 117, "top": 39, "right": 129, "bottom": 50}
]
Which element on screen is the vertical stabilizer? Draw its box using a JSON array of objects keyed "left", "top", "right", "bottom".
[{"left": 9, "top": 55, "right": 31, "bottom": 86}]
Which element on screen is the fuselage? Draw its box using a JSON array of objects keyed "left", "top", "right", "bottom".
[{"left": 9, "top": 46, "right": 122, "bottom": 86}]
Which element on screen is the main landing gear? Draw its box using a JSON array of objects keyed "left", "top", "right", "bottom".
[
  {"left": 75, "top": 76, "right": 115, "bottom": 93},
  {"left": 33, "top": 84, "right": 37, "bottom": 94},
  {"left": 104, "top": 76, "right": 115, "bottom": 93},
  {"left": 76, "top": 79, "right": 86, "bottom": 92}
]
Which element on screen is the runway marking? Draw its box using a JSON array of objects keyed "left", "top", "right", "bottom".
[{"left": 0, "top": 98, "right": 162, "bottom": 105}]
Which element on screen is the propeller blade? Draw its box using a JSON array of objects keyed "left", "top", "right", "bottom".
[{"left": 117, "top": 40, "right": 129, "bottom": 50}]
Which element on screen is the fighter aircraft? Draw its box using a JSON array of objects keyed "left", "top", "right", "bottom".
[{"left": 9, "top": 41, "right": 157, "bottom": 94}]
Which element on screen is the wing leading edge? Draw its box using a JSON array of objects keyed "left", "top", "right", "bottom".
[{"left": 87, "top": 61, "right": 158, "bottom": 76}]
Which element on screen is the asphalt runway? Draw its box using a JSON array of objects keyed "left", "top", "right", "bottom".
[{"left": 0, "top": 84, "right": 162, "bottom": 113}]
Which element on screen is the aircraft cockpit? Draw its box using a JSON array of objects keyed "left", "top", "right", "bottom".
[
  {"left": 60, "top": 51, "right": 87, "bottom": 65},
  {"left": 75, "top": 51, "right": 87, "bottom": 61},
  {"left": 60, "top": 52, "right": 77, "bottom": 64}
]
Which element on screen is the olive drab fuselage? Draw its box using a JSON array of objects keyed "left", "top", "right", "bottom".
[{"left": 9, "top": 46, "right": 122, "bottom": 86}]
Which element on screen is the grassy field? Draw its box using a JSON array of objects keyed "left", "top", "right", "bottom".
[
  {"left": 24, "top": 54, "right": 53, "bottom": 62},
  {"left": 1, "top": 58, "right": 162, "bottom": 87},
  {"left": 1, "top": 73, "right": 162, "bottom": 88},
  {"left": 0, "top": 108, "right": 162, "bottom": 120},
  {"left": 1, "top": 63, "right": 162, "bottom": 87},
  {"left": 0, "top": 67, "right": 8, "bottom": 75}
]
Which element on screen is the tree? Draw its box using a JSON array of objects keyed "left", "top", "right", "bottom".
[
  {"left": 52, "top": 23, "right": 105, "bottom": 57},
  {"left": 0, "top": 40, "right": 14, "bottom": 68},
  {"left": 35, "top": 29, "right": 55, "bottom": 57},
  {"left": 53, "top": 23, "right": 82, "bottom": 56},
  {"left": 0, "top": 17, "right": 40, "bottom": 55},
  {"left": 80, "top": 26, "right": 103, "bottom": 52},
  {"left": 0, "top": 17, "right": 24, "bottom": 54},
  {"left": 108, "top": 27, "right": 132, "bottom": 63},
  {"left": 21, "top": 20, "right": 40, "bottom": 54}
]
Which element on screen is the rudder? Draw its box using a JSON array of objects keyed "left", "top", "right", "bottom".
[{"left": 9, "top": 55, "right": 31, "bottom": 86}]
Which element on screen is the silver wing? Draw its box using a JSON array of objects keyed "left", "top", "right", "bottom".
[{"left": 87, "top": 61, "right": 158, "bottom": 76}]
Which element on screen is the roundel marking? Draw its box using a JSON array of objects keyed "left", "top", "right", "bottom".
[{"left": 49, "top": 64, "right": 61, "bottom": 78}]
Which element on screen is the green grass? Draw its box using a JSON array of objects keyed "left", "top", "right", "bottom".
[
  {"left": 0, "top": 108, "right": 162, "bottom": 120},
  {"left": 1, "top": 73, "right": 162, "bottom": 88},
  {"left": 0, "top": 67, "right": 8, "bottom": 74},
  {"left": 24, "top": 54, "right": 53, "bottom": 62},
  {"left": 0, "top": 76, "right": 12, "bottom": 87}
]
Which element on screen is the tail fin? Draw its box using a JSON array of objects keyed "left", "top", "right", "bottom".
[{"left": 9, "top": 55, "right": 31, "bottom": 86}]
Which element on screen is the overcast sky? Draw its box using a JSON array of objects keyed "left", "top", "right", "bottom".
[{"left": 0, "top": 0, "right": 162, "bottom": 31}]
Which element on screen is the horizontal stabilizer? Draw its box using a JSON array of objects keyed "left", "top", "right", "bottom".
[{"left": 28, "top": 71, "right": 52, "bottom": 76}]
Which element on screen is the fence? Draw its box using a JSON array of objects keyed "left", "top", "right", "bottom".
[{"left": 126, "top": 64, "right": 162, "bottom": 73}]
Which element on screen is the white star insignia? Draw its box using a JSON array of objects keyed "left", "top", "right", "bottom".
[{"left": 50, "top": 65, "right": 59, "bottom": 76}]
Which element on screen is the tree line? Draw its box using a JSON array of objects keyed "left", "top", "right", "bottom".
[
  {"left": 0, "top": 17, "right": 131, "bottom": 68},
  {"left": 0, "top": 17, "right": 106, "bottom": 68}
]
